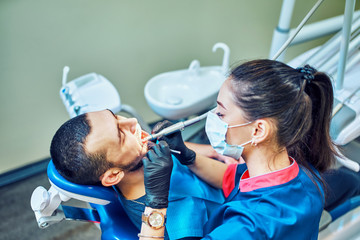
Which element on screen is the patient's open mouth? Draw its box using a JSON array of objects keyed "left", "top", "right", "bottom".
[{"left": 141, "top": 130, "right": 150, "bottom": 144}]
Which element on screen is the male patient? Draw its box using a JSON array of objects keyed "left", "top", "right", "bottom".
[{"left": 50, "top": 109, "right": 224, "bottom": 240}]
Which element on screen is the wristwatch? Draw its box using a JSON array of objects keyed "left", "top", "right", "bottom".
[{"left": 142, "top": 210, "right": 166, "bottom": 230}]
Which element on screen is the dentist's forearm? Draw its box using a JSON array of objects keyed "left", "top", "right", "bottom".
[
  {"left": 187, "top": 154, "right": 227, "bottom": 189},
  {"left": 185, "top": 142, "right": 218, "bottom": 159},
  {"left": 185, "top": 142, "right": 240, "bottom": 165}
]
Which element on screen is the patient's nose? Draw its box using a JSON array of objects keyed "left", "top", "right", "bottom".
[{"left": 119, "top": 117, "right": 138, "bottom": 133}]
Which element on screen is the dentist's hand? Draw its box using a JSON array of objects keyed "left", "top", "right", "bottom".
[
  {"left": 142, "top": 141, "right": 173, "bottom": 209},
  {"left": 152, "top": 120, "right": 196, "bottom": 165}
]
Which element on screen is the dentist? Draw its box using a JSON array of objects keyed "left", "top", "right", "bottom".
[{"left": 139, "top": 59, "right": 337, "bottom": 239}]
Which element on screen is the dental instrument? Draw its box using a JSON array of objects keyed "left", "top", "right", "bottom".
[
  {"left": 62, "top": 66, "right": 70, "bottom": 86},
  {"left": 143, "top": 112, "right": 208, "bottom": 142},
  {"left": 170, "top": 149, "right": 181, "bottom": 155}
]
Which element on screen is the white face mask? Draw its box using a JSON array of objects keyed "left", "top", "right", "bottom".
[{"left": 205, "top": 111, "right": 252, "bottom": 160}]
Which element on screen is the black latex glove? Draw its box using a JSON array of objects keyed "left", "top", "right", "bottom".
[
  {"left": 152, "top": 120, "right": 196, "bottom": 165},
  {"left": 142, "top": 141, "right": 173, "bottom": 209}
]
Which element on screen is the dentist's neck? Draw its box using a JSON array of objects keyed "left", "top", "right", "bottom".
[{"left": 243, "top": 145, "right": 290, "bottom": 178}]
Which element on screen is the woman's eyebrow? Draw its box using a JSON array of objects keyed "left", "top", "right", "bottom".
[{"left": 217, "top": 101, "right": 227, "bottom": 110}]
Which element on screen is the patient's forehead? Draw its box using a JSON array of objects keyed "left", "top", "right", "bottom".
[{"left": 85, "top": 110, "right": 120, "bottom": 154}]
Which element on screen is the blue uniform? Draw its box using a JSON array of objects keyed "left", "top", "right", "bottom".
[
  {"left": 115, "top": 156, "right": 225, "bottom": 240},
  {"left": 203, "top": 159, "right": 324, "bottom": 239}
]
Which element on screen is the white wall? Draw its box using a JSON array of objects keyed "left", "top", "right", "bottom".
[{"left": 0, "top": 0, "right": 351, "bottom": 174}]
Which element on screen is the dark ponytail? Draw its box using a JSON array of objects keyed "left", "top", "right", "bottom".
[
  {"left": 291, "top": 67, "right": 337, "bottom": 173},
  {"left": 229, "top": 60, "right": 336, "bottom": 176}
]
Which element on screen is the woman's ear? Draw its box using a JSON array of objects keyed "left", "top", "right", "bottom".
[
  {"left": 100, "top": 168, "right": 124, "bottom": 187},
  {"left": 251, "top": 119, "right": 271, "bottom": 145}
]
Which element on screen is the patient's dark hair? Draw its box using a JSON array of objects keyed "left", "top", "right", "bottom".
[
  {"left": 50, "top": 114, "right": 113, "bottom": 185},
  {"left": 229, "top": 59, "right": 337, "bottom": 187}
]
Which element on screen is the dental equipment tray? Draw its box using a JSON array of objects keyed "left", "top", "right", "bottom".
[{"left": 60, "top": 71, "right": 121, "bottom": 118}]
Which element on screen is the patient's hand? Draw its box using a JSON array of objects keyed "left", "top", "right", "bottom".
[{"left": 185, "top": 142, "right": 243, "bottom": 164}]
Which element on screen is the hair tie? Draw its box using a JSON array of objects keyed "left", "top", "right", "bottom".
[{"left": 296, "top": 65, "right": 316, "bottom": 84}]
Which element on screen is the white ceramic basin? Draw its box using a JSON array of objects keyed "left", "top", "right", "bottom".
[{"left": 144, "top": 43, "right": 230, "bottom": 120}]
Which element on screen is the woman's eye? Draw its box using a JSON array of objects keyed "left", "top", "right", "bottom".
[{"left": 216, "top": 112, "right": 224, "bottom": 118}]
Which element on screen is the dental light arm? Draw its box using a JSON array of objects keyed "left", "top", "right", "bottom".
[
  {"left": 144, "top": 112, "right": 208, "bottom": 141},
  {"left": 271, "top": 0, "right": 324, "bottom": 60}
]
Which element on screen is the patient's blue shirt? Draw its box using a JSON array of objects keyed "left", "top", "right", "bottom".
[{"left": 115, "top": 157, "right": 225, "bottom": 240}]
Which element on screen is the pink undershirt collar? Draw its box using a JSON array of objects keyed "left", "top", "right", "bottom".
[{"left": 239, "top": 157, "right": 299, "bottom": 192}]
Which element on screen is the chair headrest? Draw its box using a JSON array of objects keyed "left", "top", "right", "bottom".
[{"left": 47, "top": 160, "right": 118, "bottom": 204}]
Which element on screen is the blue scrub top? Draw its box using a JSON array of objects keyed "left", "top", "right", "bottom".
[
  {"left": 116, "top": 156, "right": 225, "bottom": 240},
  {"left": 203, "top": 161, "right": 324, "bottom": 240}
]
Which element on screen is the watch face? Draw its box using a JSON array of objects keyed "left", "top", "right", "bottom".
[{"left": 149, "top": 212, "right": 164, "bottom": 227}]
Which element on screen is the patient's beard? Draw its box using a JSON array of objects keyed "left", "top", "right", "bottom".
[
  {"left": 116, "top": 156, "right": 144, "bottom": 173},
  {"left": 129, "top": 160, "right": 143, "bottom": 172},
  {"left": 119, "top": 139, "right": 150, "bottom": 173},
  {"left": 118, "top": 142, "right": 147, "bottom": 173}
]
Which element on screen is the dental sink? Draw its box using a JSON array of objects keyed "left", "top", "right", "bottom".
[{"left": 144, "top": 43, "right": 230, "bottom": 120}]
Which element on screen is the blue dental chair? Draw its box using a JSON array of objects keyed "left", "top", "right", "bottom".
[{"left": 30, "top": 160, "right": 138, "bottom": 240}]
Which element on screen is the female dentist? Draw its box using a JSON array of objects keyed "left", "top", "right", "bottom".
[{"left": 138, "top": 59, "right": 337, "bottom": 239}]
